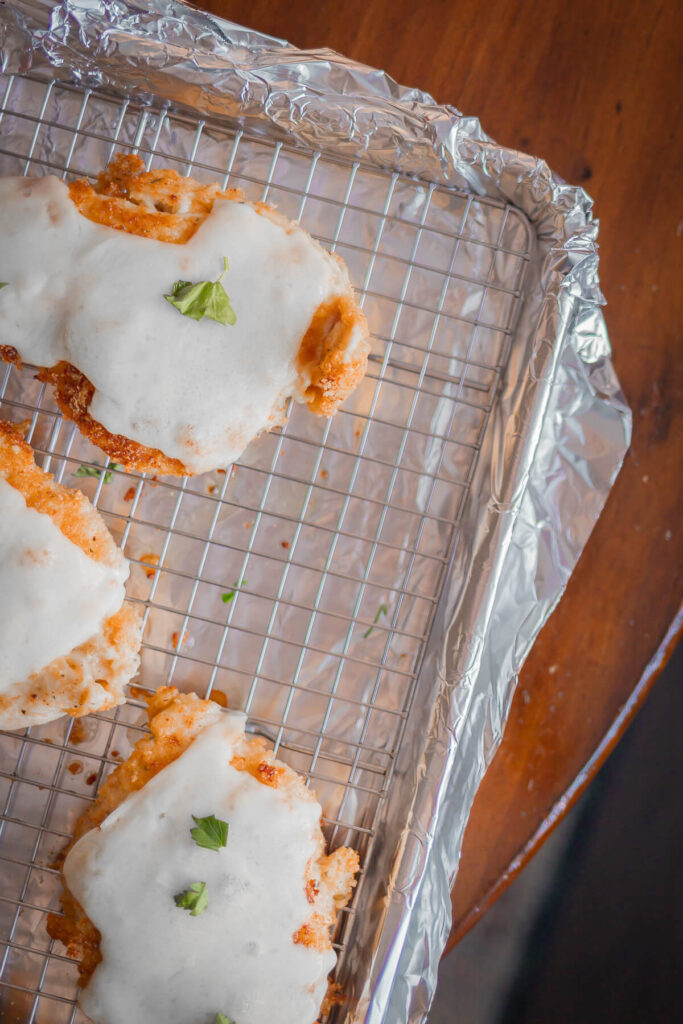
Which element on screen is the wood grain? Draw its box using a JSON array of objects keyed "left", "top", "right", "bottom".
[{"left": 198, "top": 0, "right": 683, "bottom": 945}]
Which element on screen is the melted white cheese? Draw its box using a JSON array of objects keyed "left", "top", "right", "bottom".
[
  {"left": 0, "top": 476, "right": 128, "bottom": 692},
  {"left": 0, "top": 175, "right": 355, "bottom": 474},
  {"left": 64, "top": 714, "right": 336, "bottom": 1024}
]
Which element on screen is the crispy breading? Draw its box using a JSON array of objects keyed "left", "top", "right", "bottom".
[
  {"left": 47, "top": 686, "right": 359, "bottom": 1018},
  {"left": 69, "top": 155, "right": 244, "bottom": 244},
  {"left": 0, "top": 420, "right": 142, "bottom": 729},
  {"left": 297, "top": 293, "right": 370, "bottom": 416},
  {"left": 2, "top": 155, "right": 370, "bottom": 475},
  {"left": 36, "top": 361, "right": 188, "bottom": 476},
  {"left": 0, "top": 420, "right": 120, "bottom": 564}
]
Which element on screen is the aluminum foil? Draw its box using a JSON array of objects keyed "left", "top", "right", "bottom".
[{"left": 0, "top": 2, "right": 631, "bottom": 1022}]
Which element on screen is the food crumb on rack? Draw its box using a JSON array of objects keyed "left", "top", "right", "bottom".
[
  {"left": 140, "top": 553, "right": 160, "bottom": 578},
  {"left": 67, "top": 761, "right": 83, "bottom": 775},
  {"left": 281, "top": 540, "right": 290, "bottom": 549},
  {"left": 85, "top": 772, "right": 98, "bottom": 786},
  {"left": 128, "top": 684, "right": 150, "bottom": 701},
  {"left": 171, "top": 630, "right": 191, "bottom": 650},
  {"left": 123, "top": 486, "right": 136, "bottom": 501},
  {"left": 69, "top": 719, "right": 93, "bottom": 745},
  {"left": 208, "top": 689, "right": 228, "bottom": 708}
]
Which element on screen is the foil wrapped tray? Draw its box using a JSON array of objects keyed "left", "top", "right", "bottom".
[{"left": 0, "top": 2, "right": 631, "bottom": 1022}]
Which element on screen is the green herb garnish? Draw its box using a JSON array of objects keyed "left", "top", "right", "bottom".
[
  {"left": 221, "top": 578, "right": 247, "bottom": 603},
  {"left": 174, "top": 881, "right": 208, "bottom": 916},
  {"left": 190, "top": 813, "right": 228, "bottom": 853},
  {"left": 363, "top": 603, "right": 388, "bottom": 639},
  {"left": 215, "top": 1014, "right": 235, "bottom": 1024},
  {"left": 0, "top": 283, "right": 8, "bottom": 290},
  {"left": 164, "top": 257, "right": 236, "bottom": 326},
  {"left": 75, "top": 462, "right": 121, "bottom": 485}
]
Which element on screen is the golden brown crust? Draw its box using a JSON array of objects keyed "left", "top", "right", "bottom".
[
  {"left": 0, "top": 419, "right": 120, "bottom": 565},
  {"left": 47, "top": 885, "right": 103, "bottom": 985},
  {"left": 0, "top": 344, "right": 20, "bottom": 367},
  {"left": 36, "top": 361, "right": 188, "bottom": 476},
  {"left": 297, "top": 293, "right": 370, "bottom": 415},
  {"left": 1, "top": 154, "right": 370, "bottom": 475},
  {"left": 47, "top": 687, "right": 359, "bottom": 994},
  {"left": 68, "top": 155, "right": 244, "bottom": 245},
  {"left": 0, "top": 420, "right": 143, "bottom": 730},
  {"left": 0, "top": 603, "right": 142, "bottom": 731}
]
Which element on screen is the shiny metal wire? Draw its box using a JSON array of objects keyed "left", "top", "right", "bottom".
[{"left": 0, "top": 72, "right": 531, "bottom": 1022}]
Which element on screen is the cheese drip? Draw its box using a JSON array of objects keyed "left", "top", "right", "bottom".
[
  {"left": 64, "top": 715, "right": 336, "bottom": 1024},
  {"left": 0, "top": 476, "right": 128, "bottom": 691},
  {"left": 0, "top": 175, "right": 356, "bottom": 474}
]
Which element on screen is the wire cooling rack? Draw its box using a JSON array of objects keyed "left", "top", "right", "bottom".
[{"left": 0, "top": 72, "right": 531, "bottom": 1022}]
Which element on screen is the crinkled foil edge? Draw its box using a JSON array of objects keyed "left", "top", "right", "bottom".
[{"left": 0, "top": 2, "right": 632, "bottom": 1022}]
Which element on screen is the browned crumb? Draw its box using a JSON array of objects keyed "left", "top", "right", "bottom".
[
  {"left": 140, "top": 553, "right": 160, "bottom": 578},
  {"left": 15, "top": 418, "right": 32, "bottom": 438},
  {"left": 170, "top": 630, "right": 190, "bottom": 650},
  {"left": 208, "top": 688, "right": 228, "bottom": 708},
  {"left": 319, "top": 982, "right": 345, "bottom": 1016},
  {"left": 123, "top": 486, "right": 136, "bottom": 502},
  {"left": 128, "top": 684, "right": 151, "bottom": 701},
  {"left": 69, "top": 719, "right": 93, "bottom": 746}
]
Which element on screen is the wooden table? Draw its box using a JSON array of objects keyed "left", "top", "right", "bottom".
[{"left": 200, "top": 0, "right": 683, "bottom": 947}]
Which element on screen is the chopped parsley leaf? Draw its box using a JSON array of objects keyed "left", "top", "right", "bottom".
[
  {"left": 190, "top": 814, "right": 228, "bottom": 853},
  {"left": 75, "top": 462, "right": 121, "bottom": 485},
  {"left": 174, "top": 881, "right": 208, "bottom": 917},
  {"left": 164, "top": 256, "right": 236, "bottom": 326},
  {"left": 221, "top": 578, "right": 247, "bottom": 603}
]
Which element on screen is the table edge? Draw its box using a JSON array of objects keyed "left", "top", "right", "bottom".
[{"left": 445, "top": 600, "right": 683, "bottom": 953}]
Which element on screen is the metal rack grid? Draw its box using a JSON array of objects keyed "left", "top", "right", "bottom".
[{"left": 0, "top": 73, "right": 531, "bottom": 1022}]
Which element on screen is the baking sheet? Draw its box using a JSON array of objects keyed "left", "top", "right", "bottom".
[{"left": 0, "top": 3, "right": 631, "bottom": 1022}]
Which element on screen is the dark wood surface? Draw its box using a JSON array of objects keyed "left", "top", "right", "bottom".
[{"left": 199, "top": 0, "right": 683, "bottom": 946}]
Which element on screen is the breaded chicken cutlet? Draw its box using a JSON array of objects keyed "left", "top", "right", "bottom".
[
  {"left": 0, "top": 420, "right": 142, "bottom": 730},
  {"left": 0, "top": 155, "right": 370, "bottom": 476},
  {"left": 48, "top": 686, "right": 360, "bottom": 1024}
]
